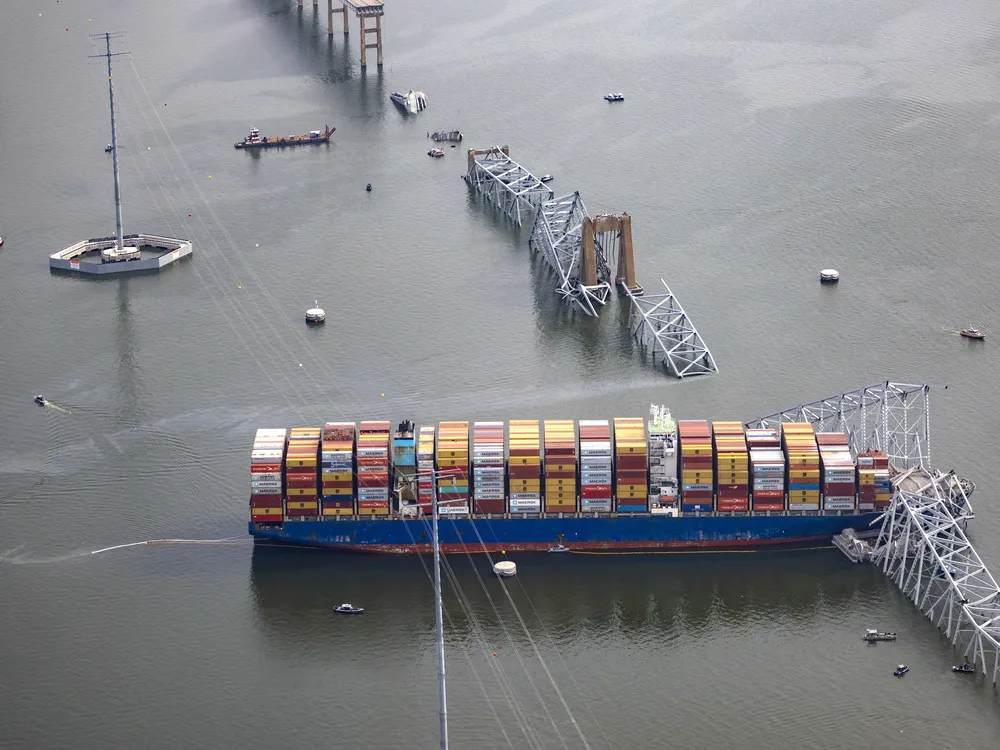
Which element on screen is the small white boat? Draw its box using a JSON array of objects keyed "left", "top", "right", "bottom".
[
  {"left": 960, "top": 327, "right": 985, "bottom": 340},
  {"left": 34, "top": 395, "right": 47, "bottom": 407},
  {"left": 893, "top": 664, "right": 909, "bottom": 677},
  {"left": 390, "top": 90, "right": 427, "bottom": 114},
  {"left": 105, "top": 144, "right": 113, "bottom": 153},
  {"left": 547, "top": 544, "right": 569, "bottom": 553},
  {"left": 334, "top": 603, "right": 364, "bottom": 614},
  {"left": 305, "top": 301, "right": 326, "bottom": 325},
  {"left": 604, "top": 93, "right": 625, "bottom": 102},
  {"left": 820, "top": 269, "right": 840, "bottom": 283},
  {"left": 427, "top": 148, "right": 445, "bottom": 158},
  {"left": 0, "top": 235, "right": 4, "bottom": 247},
  {"left": 539, "top": 174, "right": 554, "bottom": 183},
  {"left": 952, "top": 663, "right": 975, "bottom": 674},
  {"left": 494, "top": 560, "right": 517, "bottom": 577}
]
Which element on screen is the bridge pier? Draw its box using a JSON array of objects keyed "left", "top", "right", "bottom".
[{"left": 327, "top": 0, "right": 349, "bottom": 35}]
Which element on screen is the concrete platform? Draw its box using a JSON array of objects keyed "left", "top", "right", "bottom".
[{"left": 49, "top": 233, "right": 192, "bottom": 275}]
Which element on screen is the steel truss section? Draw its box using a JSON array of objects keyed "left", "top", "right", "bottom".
[
  {"left": 872, "top": 468, "right": 1000, "bottom": 682},
  {"left": 528, "top": 192, "right": 612, "bottom": 316},
  {"left": 746, "top": 382, "right": 931, "bottom": 471},
  {"left": 464, "top": 147, "right": 553, "bottom": 226},
  {"left": 625, "top": 278, "right": 718, "bottom": 377}
]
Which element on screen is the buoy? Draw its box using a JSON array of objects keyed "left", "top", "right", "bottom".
[
  {"left": 188, "top": 213, "right": 192, "bottom": 217},
  {"left": 494, "top": 561, "right": 517, "bottom": 578},
  {"left": 306, "top": 300, "right": 326, "bottom": 325},
  {"left": 237, "top": 285, "right": 242, "bottom": 289},
  {"left": 381, "top": 393, "right": 385, "bottom": 397},
  {"left": 820, "top": 269, "right": 840, "bottom": 283}
]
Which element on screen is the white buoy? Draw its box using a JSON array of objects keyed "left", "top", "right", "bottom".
[
  {"left": 820, "top": 269, "right": 840, "bottom": 283},
  {"left": 493, "top": 560, "right": 517, "bottom": 578},
  {"left": 305, "top": 300, "right": 325, "bottom": 324}
]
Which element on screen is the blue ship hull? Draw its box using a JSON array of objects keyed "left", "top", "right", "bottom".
[{"left": 249, "top": 512, "right": 881, "bottom": 554}]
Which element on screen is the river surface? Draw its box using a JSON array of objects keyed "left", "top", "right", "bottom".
[{"left": 2, "top": 0, "right": 1000, "bottom": 747}]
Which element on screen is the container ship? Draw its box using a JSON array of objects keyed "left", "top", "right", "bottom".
[
  {"left": 248, "top": 406, "right": 898, "bottom": 554},
  {"left": 234, "top": 125, "right": 335, "bottom": 149}
]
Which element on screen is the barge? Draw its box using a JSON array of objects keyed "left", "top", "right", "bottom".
[{"left": 234, "top": 125, "right": 335, "bottom": 149}]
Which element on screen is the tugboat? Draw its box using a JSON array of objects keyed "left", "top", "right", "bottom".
[
  {"left": 960, "top": 327, "right": 985, "bottom": 340},
  {"left": 893, "top": 664, "right": 910, "bottom": 677},
  {"left": 427, "top": 148, "right": 445, "bottom": 158},
  {"left": 952, "top": 662, "right": 975, "bottom": 673},
  {"left": 234, "top": 125, "right": 335, "bottom": 149},
  {"left": 539, "top": 174, "right": 554, "bottom": 183},
  {"left": 334, "top": 603, "right": 364, "bottom": 614},
  {"left": 604, "top": 93, "right": 625, "bottom": 102}
]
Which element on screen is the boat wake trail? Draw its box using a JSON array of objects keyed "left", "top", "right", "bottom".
[
  {"left": 90, "top": 537, "right": 249, "bottom": 555},
  {"left": 0, "top": 545, "right": 93, "bottom": 565}
]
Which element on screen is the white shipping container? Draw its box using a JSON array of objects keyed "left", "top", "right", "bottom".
[
  {"left": 788, "top": 502, "right": 820, "bottom": 510},
  {"left": 440, "top": 505, "right": 470, "bottom": 515},
  {"left": 251, "top": 472, "right": 282, "bottom": 482},
  {"left": 251, "top": 481, "right": 282, "bottom": 488},
  {"left": 824, "top": 499, "right": 856, "bottom": 510},
  {"left": 511, "top": 492, "right": 541, "bottom": 500}
]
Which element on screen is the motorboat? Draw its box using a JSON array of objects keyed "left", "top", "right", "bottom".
[
  {"left": 547, "top": 544, "right": 569, "bottom": 553},
  {"left": 105, "top": 144, "right": 113, "bottom": 153},
  {"left": 960, "top": 327, "right": 985, "bottom": 340},
  {"left": 820, "top": 269, "right": 840, "bottom": 283},
  {"left": 893, "top": 664, "right": 909, "bottom": 677},
  {"left": 952, "top": 663, "right": 975, "bottom": 674},
  {"left": 862, "top": 628, "right": 897, "bottom": 642},
  {"left": 334, "top": 603, "right": 364, "bottom": 614},
  {"left": 34, "top": 395, "right": 47, "bottom": 407},
  {"left": 539, "top": 174, "right": 554, "bottom": 183},
  {"left": 305, "top": 301, "right": 326, "bottom": 325},
  {"left": 390, "top": 90, "right": 427, "bottom": 114},
  {"left": 604, "top": 93, "right": 625, "bottom": 102},
  {"left": 427, "top": 148, "right": 445, "bottom": 158},
  {"left": 493, "top": 560, "right": 517, "bottom": 577}
]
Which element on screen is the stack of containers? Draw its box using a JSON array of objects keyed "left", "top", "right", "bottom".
[
  {"left": 746, "top": 428, "right": 785, "bottom": 512},
  {"left": 678, "top": 420, "right": 713, "bottom": 512},
  {"left": 543, "top": 420, "right": 577, "bottom": 513},
  {"left": 320, "top": 422, "right": 355, "bottom": 517},
  {"left": 416, "top": 425, "right": 436, "bottom": 514},
  {"left": 357, "top": 421, "right": 392, "bottom": 516},
  {"left": 857, "top": 450, "right": 891, "bottom": 510},
  {"left": 782, "top": 423, "right": 820, "bottom": 511},
  {"left": 712, "top": 422, "right": 749, "bottom": 513},
  {"left": 613, "top": 418, "right": 648, "bottom": 512},
  {"left": 816, "top": 433, "right": 857, "bottom": 512},
  {"left": 393, "top": 421, "right": 417, "bottom": 502},
  {"left": 509, "top": 420, "right": 541, "bottom": 512},
  {"left": 579, "top": 420, "right": 613, "bottom": 512},
  {"left": 250, "top": 428, "right": 286, "bottom": 522},
  {"left": 437, "top": 422, "right": 470, "bottom": 514},
  {"left": 285, "top": 427, "right": 320, "bottom": 519},
  {"left": 473, "top": 422, "right": 507, "bottom": 513}
]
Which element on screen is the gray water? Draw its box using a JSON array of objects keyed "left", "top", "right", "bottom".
[{"left": 2, "top": 0, "right": 1000, "bottom": 746}]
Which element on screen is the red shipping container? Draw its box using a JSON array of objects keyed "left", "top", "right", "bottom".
[
  {"left": 251, "top": 462, "right": 283, "bottom": 474},
  {"left": 544, "top": 469, "right": 576, "bottom": 479},
  {"left": 615, "top": 469, "right": 647, "bottom": 482},
  {"left": 753, "top": 490, "right": 784, "bottom": 498},
  {"left": 322, "top": 479, "right": 353, "bottom": 488},
  {"left": 286, "top": 478, "right": 318, "bottom": 490},
  {"left": 358, "top": 500, "right": 388, "bottom": 509},
  {"left": 285, "top": 508, "right": 318, "bottom": 517},
  {"left": 475, "top": 499, "right": 506, "bottom": 514},
  {"left": 251, "top": 496, "right": 282, "bottom": 507},
  {"left": 823, "top": 482, "right": 855, "bottom": 495},
  {"left": 251, "top": 513, "right": 283, "bottom": 522},
  {"left": 509, "top": 465, "right": 541, "bottom": 479},
  {"left": 581, "top": 485, "right": 612, "bottom": 498}
]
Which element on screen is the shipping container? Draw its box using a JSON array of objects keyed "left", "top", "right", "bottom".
[
  {"left": 678, "top": 420, "right": 713, "bottom": 512},
  {"left": 614, "top": 417, "right": 648, "bottom": 512},
  {"left": 578, "top": 419, "right": 612, "bottom": 511},
  {"left": 473, "top": 421, "right": 505, "bottom": 514},
  {"left": 543, "top": 420, "right": 577, "bottom": 513}
]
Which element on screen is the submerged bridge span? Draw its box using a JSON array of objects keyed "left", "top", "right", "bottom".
[{"left": 750, "top": 382, "right": 997, "bottom": 682}]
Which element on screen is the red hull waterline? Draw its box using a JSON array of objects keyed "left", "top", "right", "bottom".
[{"left": 253, "top": 534, "right": 837, "bottom": 555}]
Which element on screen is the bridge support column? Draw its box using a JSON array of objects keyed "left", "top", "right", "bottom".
[
  {"left": 616, "top": 212, "right": 642, "bottom": 294},
  {"left": 581, "top": 216, "right": 598, "bottom": 287},
  {"left": 359, "top": 12, "right": 384, "bottom": 68},
  {"left": 328, "top": 0, "right": 348, "bottom": 35}
]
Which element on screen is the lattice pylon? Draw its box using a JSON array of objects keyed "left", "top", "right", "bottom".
[
  {"left": 625, "top": 278, "right": 718, "bottom": 377},
  {"left": 871, "top": 469, "right": 999, "bottom": 683}
]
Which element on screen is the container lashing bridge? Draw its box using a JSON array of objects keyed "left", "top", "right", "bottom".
[{"left": 749, "top": 382, "right": 997, "bottom": 682}]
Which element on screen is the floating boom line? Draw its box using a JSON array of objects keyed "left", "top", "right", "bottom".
[{"left": 625, "top": 279, "right": 718, "bottom": 377}]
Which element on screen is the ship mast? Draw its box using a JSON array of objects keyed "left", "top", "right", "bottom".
[{"left": 94, "top": 32, "right": 126, "bottom": 253}]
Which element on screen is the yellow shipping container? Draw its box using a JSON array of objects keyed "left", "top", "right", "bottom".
[
  {"left": 682, "top": 470, "right": 713, "bottom": 481},
  {"left": 545, "top": 463, "right": 576, "bottom": 472},
  {"left": 544, "top": 476, "right": 574, "bottom": 486},
  {"left": 287, "top": 488, "right": 318, "bottom": 496},
  {"left": 512, "top": 480, "right": 541, "bottom": 489},
  {"left": 681, "top": 445, "right": 711, "bottom": 456},
  {"left": 320, "top": 487, "right": 353, "bottom": 496},
  {"left": 718, "top": 472, "right": 749, "bottom": 483},
  {"left": 546, "top": 494, "right": 575, "bottom": 505},
  {"left": 251, "top": 507, "right": 282, "bottom": 516},
  {"left": 437, "top": 458, "right": 468, "bottom": 467},
  {"left": 322, "top": 507, "right": 355, "bottom": 516},
  {"left": 285, "top": 457, "right": 317, "bottom": 468},
  {"left": 790, "top": 469, "right": 820, "bottom": 480},
  {"left": 320, "top": 472, "right": 352, "bottom": 482},
  {"left": 357, "top": 506, "right": 389, "bottom": 516},
  {"left": 618, "top": 490, "right": 647, "bottom": 499},
  {"left": 511, "top": 456, "right": 541, "bottom": 465},
  {"left": 616, "top": 484, "right": 645, "bottom": 493}
]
